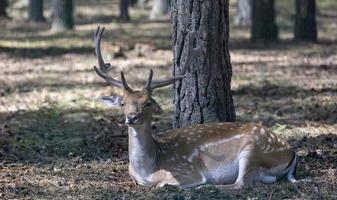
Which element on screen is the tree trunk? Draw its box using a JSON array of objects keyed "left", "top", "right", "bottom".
[
  {"left": 0, "top": 0, "right": 8, "bottom": 17},
  {"left": 51, "top": 0, "right": 74, "bottom": 32},
  {"left": 251, "top": 0, "right": 278, "bottom": 42},
  {"left": 234, "top": 0, "right": 251, "bottom": 26},
  {"left": 138, "top": 0, "right": 147, "bottom": 9},
  {"left": 119, "top": 0, "right": 130, "bottom": 21},
  {"left": 129, "top": 0, "right": 137, "bottom": 7},
  {"left": 172, "top": 0, "right": 236, "bottom": 128},
  {"left": 150, "top": 0, "right": 171, "bottom": 20},
  {"left": 294, "top": 0, "right": 317, "bottom": 42},
  {"left": 29, "top": 0, "right": 44, "bottom": 22}
]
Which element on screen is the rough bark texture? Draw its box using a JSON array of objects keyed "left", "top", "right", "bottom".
[
  {"left": 51, "top": 0, "right": 74, "bottom": 32},
  {"left": 251, "top": 0, "right": 278, "bottom": 42},
  {"left": 0, "top": 0, "right": 8, "bottom": 17},
  {"left": 172, "top": 0, "right": 236, "bottom": 128},
  {"left": 119, "top": 0, "right": 130, "bottom": 21},
  {"left": 294, "top": 0, "right": 317, "bottom": 42},
  {"left": 29, "top": 0, "right": 44, "bottom": 22},
  {"left": 150, "top": 0, "right": 171, "bottom": 20},
  {"left": 235, "top": 0, "right": 251, "bottom": 26}
]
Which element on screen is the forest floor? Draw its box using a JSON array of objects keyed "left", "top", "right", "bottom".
[{"left": 1, "top": 0, "right": 337, "bottom": 199}]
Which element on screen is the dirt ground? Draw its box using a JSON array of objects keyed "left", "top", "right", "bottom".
[{"left": 0, "top": 0, "right": 337, "bottom": 199}]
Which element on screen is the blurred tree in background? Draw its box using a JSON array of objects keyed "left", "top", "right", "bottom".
[
  {"left": 0, "top": 0, "right": 8, "bottom": 17},
  {"left": 119, "top": 0, "right": 130, "bottom": 21},
  {"left": 129, "top": 0, "right": 138, "bottom": 7},
  {"left": 172, "top": 0, "right": 236, "bottom": 128},
  {"left": 28, "top": 0, "right": 44, "bottom": 21},
  {"left": 251, "top": 0, "right": 278, "bottom": 41},
  {"left": 137, "top": 0, "right": 148, "bottom": 8},
  {"left": 150, "top": 0, "right": 171, "bottom": 20},
  {"left": 295, "top": 0, "right": 317, "bottom": 42},
  {"left": 51, "top": 0, "right": 74, "bottom": 32},
  {"left": 234, "top": 0, "right": 251, "bottom": 26}
]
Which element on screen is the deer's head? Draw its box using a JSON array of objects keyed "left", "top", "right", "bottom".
[{"left": 93, "top": 26, "right": 201, "bottom": 126}]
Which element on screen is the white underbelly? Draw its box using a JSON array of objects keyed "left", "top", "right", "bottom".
[{"left": 203, "top": 160, "right": 239, "bottom": 184}]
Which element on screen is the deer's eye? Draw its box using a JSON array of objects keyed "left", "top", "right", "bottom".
[
  {"left": 120, "top": 102, "right": 125, "bottom": 107},
  {"left": 144, "top": 101, "right": 152, "bottom": 107}
]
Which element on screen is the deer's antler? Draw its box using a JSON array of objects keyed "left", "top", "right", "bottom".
[
  {"left": 145, "top": 30, "right": 202, "bottom": 91},
  {"left": 93, "top": 26, "right": 202, "bottom": 92},
  {"left": 93, "top": 26, "right": 132, "bottom": 91}
]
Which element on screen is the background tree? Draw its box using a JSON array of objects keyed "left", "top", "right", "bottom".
[
  {"left": 129, "top": 0, "right": 137, "bottom": 7},
  {"left": 29, "top": 0, "right": 44, "bottom": 22},
  {"left": 51, "top": 0, "right": 74, "bottom": 32},
  {"left": 137, "top": 0, "right": 147, "bottom": 8},
  {"left": 150, "top": 0, "right": 171, "bottom": 20},
  {"left": 0, "top": 0, "right": 8, "bottom": 17},
  {"left": 119, "top": 0, "right": 130, "bottom": 21},
  {"left": 172, "top": 0, "right": 236, "bottom": 128},
  {"left": 235, "top": 0, "right": 251, "bottom": 26},
  {"left": 251, "top": 0, "right": 278, "bottom": 41},
  {"left": 294, "top": 0, "right": 317, "bottom": 42}
]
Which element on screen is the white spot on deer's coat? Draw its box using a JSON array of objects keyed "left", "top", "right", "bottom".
[
  {"left": 260, "top": 128, "right": 266, "bottom": 135},
  {"left": 254, "top": 135, "right": 259, "bottom": 141},
  {"left": 268, "top": 137, "right": 272, "bottom": 143},
  {"left": 188, "top": 149, "right": 199, "bottom": 163}
]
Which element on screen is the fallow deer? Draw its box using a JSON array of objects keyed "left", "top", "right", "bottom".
[{"left": 93, "top": 26, "right": 298, "bottom": 189}]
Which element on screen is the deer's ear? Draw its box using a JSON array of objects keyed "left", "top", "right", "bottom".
[
  {"left": 99, "top": 96, "right": 123, "bottom": 107},
  {"left": 151, "top": 98, "right": 163, "bottom": 115}
]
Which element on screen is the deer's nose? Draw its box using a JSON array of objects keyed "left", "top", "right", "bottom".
[{"left": 126, "top": 113, "right": 139, "bottom": 124}]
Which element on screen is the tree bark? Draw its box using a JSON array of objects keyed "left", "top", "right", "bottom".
[
  {"left": 29, "top": 0, "right": 44, "bottom": 22},
  {"left": 129, "top": 0, "right": 137, "bottom": 7},
  {"left": 0, "top": 0, "right": 8, "bottom": 17},
  {"left": 294, "top": 0, "right": 317, "bottom": 42},
  {"left": 51, "top": 0, "right": 74, "bottom": 32},
  {"left": 251, "top": 0, "right": 278, "bottom": 42},
  {"left": 235, "top": 0, "right": 251, "bottom": 26},
  {"left": 138, "top": 0, "right": 147, "bottom": 9},
  {"left": 119, "top": 0, "right": 130, "bottom": 21},
  {"left": 150, "top": 0, "right": 171, "bottom": 20},
  {"left": 172, "top": 0, "right": 236, "bottom": 128}
]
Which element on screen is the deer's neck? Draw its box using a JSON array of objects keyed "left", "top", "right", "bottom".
[{"left": 128, "top": 120, "right": 158, "bottom": 178}]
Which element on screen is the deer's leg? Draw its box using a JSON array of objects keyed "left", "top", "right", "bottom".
[
  {"left": 156, "top": 178, "right": 180, "bottom": 188},
  {"left": 216, "top": 154, "right": 256, "bottom": 189},
  {"left": 214, "top": 145, "right": 261, "bottom": 190},
  {"left": 259, "top": 175, "right": 277, "bottom": 184}
]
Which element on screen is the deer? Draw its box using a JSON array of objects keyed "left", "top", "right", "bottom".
[{"left": 92, "top": 26, "right": 298, "bottom": 189}]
